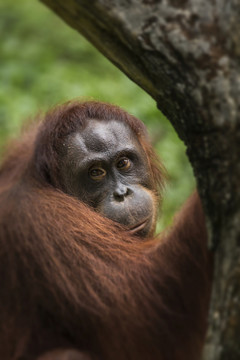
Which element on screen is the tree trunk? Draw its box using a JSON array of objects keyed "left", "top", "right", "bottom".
[{"left": 39, "top": 0, "right": 240, "bottom": 359}]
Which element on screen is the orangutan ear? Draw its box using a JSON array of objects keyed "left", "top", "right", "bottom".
[{"left": 37, "top": 348, "right": 91, "bottom": 360}]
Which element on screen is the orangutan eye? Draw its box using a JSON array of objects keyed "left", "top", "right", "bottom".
[
  {"left": 89, "top": 167, "right": 106, "bottom": 181},
  {"left": 116, "top": 157, "right": 131, "bottom": 170}
]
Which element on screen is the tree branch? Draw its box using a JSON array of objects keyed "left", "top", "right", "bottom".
[{"left": 40, "top": 1, "right": 240, "bottom": 358}]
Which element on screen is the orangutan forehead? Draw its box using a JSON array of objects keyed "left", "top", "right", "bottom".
[{"left": 70, "top": 119, "right": 138, "bottom": 154}]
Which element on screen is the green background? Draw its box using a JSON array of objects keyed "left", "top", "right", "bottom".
[{"left": 0, "top": 0, "right": 195, "bottom": 229}]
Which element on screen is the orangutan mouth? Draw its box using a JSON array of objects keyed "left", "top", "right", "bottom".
[{"left": 128, "top": 219, "right": 149, "bottom": 235}]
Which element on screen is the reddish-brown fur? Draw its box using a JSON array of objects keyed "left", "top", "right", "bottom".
[{"left": 0, "top": 101, "right": 212, "bottom": 360}]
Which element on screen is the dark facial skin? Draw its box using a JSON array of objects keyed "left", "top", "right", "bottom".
[{"left": 60, "top": 119, "right": 157, "bottom": 237}]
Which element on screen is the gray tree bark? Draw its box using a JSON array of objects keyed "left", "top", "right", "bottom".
[{"left": 39, "top": 0, "right": 240, "bottom": 359}]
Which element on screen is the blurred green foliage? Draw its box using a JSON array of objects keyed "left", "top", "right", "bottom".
[{"left": 0, "top": 0, "right": 195, "bottom": 228}]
